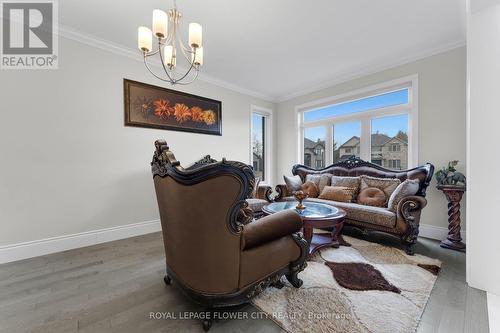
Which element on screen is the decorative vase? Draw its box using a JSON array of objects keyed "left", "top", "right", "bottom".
[
  {"left": 293, "top": 190, "right": 308, "bottom": 210},
  {"left": 437, "top": 184, "right": 466, "bottom": 252}
]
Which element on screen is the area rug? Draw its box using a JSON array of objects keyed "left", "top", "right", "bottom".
[{"left": 251, "top": 235, "right": 441, "bottom": 333}]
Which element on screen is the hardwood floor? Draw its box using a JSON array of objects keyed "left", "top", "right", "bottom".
[{"left": 0, "top": 231, "right": 489, "bottom": 333}]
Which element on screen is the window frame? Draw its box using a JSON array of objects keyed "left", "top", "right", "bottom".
[
  {"left": 250, "top": 105, "right": 273, "bottom": 185},
  {"left": 295, "top": 75, "right": 419, "bottom": 170}
]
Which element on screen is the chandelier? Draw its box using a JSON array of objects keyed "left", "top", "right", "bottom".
[{"left": 137, "top": 1, "right": 203, "bottom": 85}]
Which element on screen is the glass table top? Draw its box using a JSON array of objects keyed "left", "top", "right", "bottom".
[{"left": 263, "top": 201, "right": 342, "bottom": 219}]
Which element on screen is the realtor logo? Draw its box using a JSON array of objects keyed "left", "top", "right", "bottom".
[{"left": 1, "top": 0, "right": 58, "bottom": 69}]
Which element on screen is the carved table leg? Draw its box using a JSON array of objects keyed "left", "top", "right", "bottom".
[
  {"left": 303, "top": 224, "right": 313, "bottom": 246},
  {"left": 439, "top": 187, "right": 466, "bottom": 252}
]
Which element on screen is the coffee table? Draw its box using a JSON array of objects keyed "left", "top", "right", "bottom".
[{"left": 262, "top": 201, "right": 347, "bottom": 258}]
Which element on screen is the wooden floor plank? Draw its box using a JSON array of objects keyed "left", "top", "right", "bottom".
[{"left": 0, "top": 231, "right": 488, "bottom": 333}]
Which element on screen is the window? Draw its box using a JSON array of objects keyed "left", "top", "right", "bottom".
[
  {"left": 388, "top": 160, "right": 401, "bottom": 169},
  {"left": 251, "top": 106, "right": 272, "bottom": 183},
  {"left": 303, "top": 127, "right": 326, "bottom": 169},
  {"left": 372, "top": 114, "right": 408, "bottom": 170},
  {"left": 389, "top": 143, "right": 401, "bottom": 152},
  {"left": 304, "top": 154, "right": 311, "bottom": 166},
  {"left": 298, "top": 76, "right": 417, "bottom": 170},
  {"left": 334, "top": 121, "right": 361, "bottom": 162},
  {"left": 304, "top": 89, "right": 408, "bottom": 122}
]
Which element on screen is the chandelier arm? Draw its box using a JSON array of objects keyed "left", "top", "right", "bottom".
[
  {"left": 174, "top": 23, "right": 193, "bottom": 61},
  {"left": 173, "top": 48, "right": 198, "bottom": 83},
  {"left": 174, "top": 68, "right": 200, "bottom": 85},
  {"left": 173, "top": 60, "right": 196, "bottom": 83},
  {"left": 144, "top": 48, "right": 160, "bottom": 57},
  {"left": 143, "top": 54, "right": 174, "bottom": 83}
]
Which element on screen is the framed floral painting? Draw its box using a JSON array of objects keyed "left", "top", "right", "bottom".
[{"left": 124, "top": 79, "right": 222, "bottom": 136}]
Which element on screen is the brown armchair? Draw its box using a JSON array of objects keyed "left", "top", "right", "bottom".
[{"left": 151, "top": 140, "right": 308, "bottom": 331}]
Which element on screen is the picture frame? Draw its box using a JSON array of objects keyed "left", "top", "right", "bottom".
[{"left": 124, "top": 78, "right": 222, "bottom": 136}]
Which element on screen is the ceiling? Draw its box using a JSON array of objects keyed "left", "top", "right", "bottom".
[{"left": 60, "top": 0, "right": 466, "bottom": 102}]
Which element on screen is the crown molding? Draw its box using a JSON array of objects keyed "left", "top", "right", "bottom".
[
  {"left": 275, "top": 39, "right": 466, "bottom": 103},
  {"left": 57, "top": 24, "right": 277, "bottom": 103},
  {"left": 57, "top": 24, "right": 465, "bottom": 104}
]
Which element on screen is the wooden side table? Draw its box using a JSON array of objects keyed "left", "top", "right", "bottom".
[{"left": 437, "top": 185, "right": 466, "bottom": 252}]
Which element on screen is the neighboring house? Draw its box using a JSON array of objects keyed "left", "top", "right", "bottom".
[
  {"left": 338, "top": 136, "right": 363, "bottom": 159},
  {"left": 380, "top": 136, "right": 408, "bottom": 170},
  {"left": 337, "top": 133, "right": 408, "bottom": 170},
  {"left": 304, "top": 138, "right": 325, "bottom": 169}
]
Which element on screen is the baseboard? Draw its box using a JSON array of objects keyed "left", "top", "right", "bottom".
[
  {"left": 0, "top": 221, "right": 462, "bottom": 265},
  {"left": 488, "top": 292, "right": 500, "bottom": 333},
  {"left": 419, "top": 223, "right": 466, "bottom": 242},
  {"left": 0, "top": 220, "right": 161, "bottom": 265}
]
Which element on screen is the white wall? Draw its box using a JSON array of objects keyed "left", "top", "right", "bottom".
[
  {"left": 275, "top": 47, "right": 467, "bottom": 232},
  {"left": 0, "top": 37, "right": 274, "bottom": 246},
  {"left": 467, "top": 0, "right": 500, "bottom": 295}
]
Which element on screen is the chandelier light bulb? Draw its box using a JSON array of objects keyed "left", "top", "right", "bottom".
[
  {"left": 164, "top": 45, "right": 174, "bottom": 66},
  {"left": 138, "top": 26, "right": 152, "bottom": 52},
  {"left": 188, "top": 23, "right": 202, "bottom": 48},
  {"left": 192, "top": 47, "right": 203, "bottom": 66},
  {"left": 152, "top": 9, "right": 168, "bottom": 38}
]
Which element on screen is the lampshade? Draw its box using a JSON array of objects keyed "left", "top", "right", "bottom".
[{"left": 138, "top": 26, "right": 152, "bottom": 52}]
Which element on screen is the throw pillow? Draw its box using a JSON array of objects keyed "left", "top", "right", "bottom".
[
  {"left": 305, "top": 174, "right": 332, "bottom": 193},
  {"left": 301, "top": 181, "right": 320, "bottom": 198},
  {"left": 284, "top": 175, "right": 302, "bottom": 192},
  {"left": 318, "top": 186, "right": 357, "bottom": 203},
  {"left": 357, "top": 187, "right": 387, "bottom": 207},
  {"left": 252, "top": 177, "right": 261, "bottom": 198},
  {"left": 359, "top": 175, "right": 401, "bottom": 198},
  {"left": 387, "top": 179, "right": 420, "bottom": 212},
  {"left": 330, "top": 176, "right": 361, "bottom": 199}
]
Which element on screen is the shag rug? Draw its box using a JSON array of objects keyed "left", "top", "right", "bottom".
[{"left": 251, "top": 235, "right": 441, "bottom": 333}]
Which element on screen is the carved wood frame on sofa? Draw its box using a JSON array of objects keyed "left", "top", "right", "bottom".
[
  {"left": 275, "top": 156, "right": 434, "bottom": 255},
  {"left": 151, "top": 140, "right": 308, "bottom": 331}
]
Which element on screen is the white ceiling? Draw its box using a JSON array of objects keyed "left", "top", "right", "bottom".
[{"left": 60, "top": 0, "right": 466, "bottom": 101}]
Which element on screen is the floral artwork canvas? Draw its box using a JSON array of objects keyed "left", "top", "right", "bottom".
[{"left": 124, "top": 79, "right": 222, "bottom": 135}]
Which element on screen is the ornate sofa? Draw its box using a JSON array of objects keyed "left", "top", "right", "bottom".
[
  {"left": 276, "top": 156, "right": 434, "bottom": 255},
  {"left": 246, "top": 181, "right": 273, "bottom": 218},
  {"left": 151, "top": 140, "right": 308, "bottom": 331}
]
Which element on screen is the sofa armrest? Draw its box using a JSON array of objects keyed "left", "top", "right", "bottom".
[
  {"left": 397, "top": 195, "right": 427, "bottom": 221},
  {"left": 255, "top": 185, "right": 273, "bottom": 202},
  {"left": 241, "top": 210, "right": 302, "bottom": 250},
  {"left": 397, "top": 196, "right": 427, "bottom": 252},
  {"left": 274, "top": 184, "right": 292, "bottom": 201}
]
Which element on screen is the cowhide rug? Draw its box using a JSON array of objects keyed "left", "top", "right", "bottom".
[{"left": 251, "top": 235, "right": 441, "bottom": 333}]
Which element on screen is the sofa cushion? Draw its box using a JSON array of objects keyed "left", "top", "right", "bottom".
[
  {"left": 284, "top": 175, "right": 302, "bottom": 192},
  {"left": 307, "top": 198, "right": 396, "bottom": 228},
  {"left": 387, "top": 179, "right": 420, "bottom": 212},
  {"left": 360, "top": 175, "right": 400, "bottom": 198},
  {"left": 301, "top": 181, "right": 320, "bottom": 198},
  {"left": 318, "top": 186, "right": 356, "bottom": 203},
  {"left": 358, "top": 187, "right": 387, "bottom": 207},
  {"left": 305, "top": 174, "right": 332, "bottom": 193},
  {"left": 246, "top": 198, "right": 268, "bottom": 212}
]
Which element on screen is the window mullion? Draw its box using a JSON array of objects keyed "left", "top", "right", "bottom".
[
  {"left": 360, "top": 117, "right": 371, "bottom": 161},
  {"left": 326, "top": 125, "right": 333, "bottom": 166}
]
